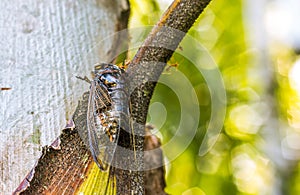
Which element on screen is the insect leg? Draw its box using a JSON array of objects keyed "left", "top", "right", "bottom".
[{"left": 76, "top": 75, "right": 91, "bottom": 83}]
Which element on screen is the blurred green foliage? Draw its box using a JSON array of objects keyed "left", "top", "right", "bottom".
[{"left": 129, "top": 0, "right": 300, "bottom": 194}]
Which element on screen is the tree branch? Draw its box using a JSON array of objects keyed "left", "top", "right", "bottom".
[
  {"left": 120, "top": 0, "right": 212, "bottom": 194},
  {"left": 127, "top": 0, "right": 211, "bottom": 124}
]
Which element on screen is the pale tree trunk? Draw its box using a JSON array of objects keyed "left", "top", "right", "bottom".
[{"left": 0, "top": 0, "right": 129, "bottom": 193}]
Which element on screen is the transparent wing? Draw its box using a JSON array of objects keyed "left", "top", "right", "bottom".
[
  {"left": 109, "top": 85, "right": 137, "bottom": 170},
  {"left": 87, "top": 80, "right": 119, "bottom": 171}
]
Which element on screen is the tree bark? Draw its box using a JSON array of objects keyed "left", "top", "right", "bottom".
[{"left": 122, "top": 0, "right": 212, "bottom": 194}]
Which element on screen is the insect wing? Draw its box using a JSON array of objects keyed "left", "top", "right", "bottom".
[{"left": 87, "top": 80, "right": 118, "bottom": 170}]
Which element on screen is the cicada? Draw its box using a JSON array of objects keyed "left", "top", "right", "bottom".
[
  {"left": 87, "top": 63, "right": 123, "bottom": 170},
  {"left": 85, "top": 63, "right": 132, "bottom": 171},
  {"left": 76, "top": 63, "right": 137, "bottom": 194}
]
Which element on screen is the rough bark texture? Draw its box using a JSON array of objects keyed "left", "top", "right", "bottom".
[
  {"left": 123, "top": 1, "right": 212, "bottom": 193},
  {"left": 14, "top": 120, "right": 92, "bottom": 195},
  {"left": 128, "top": 0, "right": 212, "bottom": 124}
]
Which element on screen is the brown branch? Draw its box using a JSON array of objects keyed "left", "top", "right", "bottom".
[
  {"left": 127, "top": 0, "right": 211, "bottom": 125},
  {"left": 118, "top": 0, "right": 212, "bottom": 194}
]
